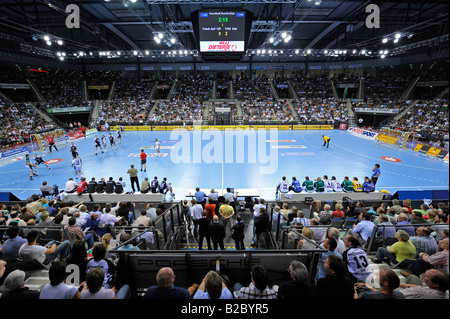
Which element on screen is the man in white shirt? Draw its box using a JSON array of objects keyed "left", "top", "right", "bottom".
[
  {"left": 64, "top": 178, "right": 77, "bottom": 193},
  {"left": 190, "top": 199, "right": 203, "bottom": 239}
]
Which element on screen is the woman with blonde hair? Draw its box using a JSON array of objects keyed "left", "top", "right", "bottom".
[
  {"left": 297, "top": 227, "right": 317, "bottom": 250},
  {"left": 371, "top": 229, "right": 416, "bottom": 265}
]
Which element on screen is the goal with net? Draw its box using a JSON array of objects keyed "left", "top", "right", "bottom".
[
  {"left": 32, "top": 129, "right": 69, "bottom": 153},
  {"left": 377, "top": 127, "right": 414, "bottom": 149}
]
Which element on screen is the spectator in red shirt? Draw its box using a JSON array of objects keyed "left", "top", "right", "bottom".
[
  {"left": 332, "top": 203, "right": 345, "bottom": 218},
  {"left": 76, "top": 177, "right": 88, "bottom": 194}
]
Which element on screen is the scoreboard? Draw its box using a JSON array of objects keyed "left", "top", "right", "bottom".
[{"left": 198, "top": 10, "right": 246, "bottom": 53}]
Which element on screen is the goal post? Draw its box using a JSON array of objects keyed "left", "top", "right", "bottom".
[
  {"left": 32, "top": 129, "right": 69, "bottom": 153},
  {"left": 377, "top": 127, "right": 414, "bottom": 150}
]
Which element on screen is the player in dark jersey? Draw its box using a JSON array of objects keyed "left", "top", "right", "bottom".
[
  {"left": 69, "top": 142, "right": 79, "bottom": 158},
  {"left": 94, "top": 136, "right": 103, "bottom": 155},
  {"left": 116, "top": 129, "right": 122, "bottom": 144},
  {"left": 109, "top": 133, "right": 117, "bottom": 150},
  {"left": 34, "top": 153, "right": 51, "bottom": 170}
]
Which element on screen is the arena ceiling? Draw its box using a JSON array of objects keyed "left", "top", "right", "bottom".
[{"left": 0, "top": 0, "right": 448, "bottom": 64}]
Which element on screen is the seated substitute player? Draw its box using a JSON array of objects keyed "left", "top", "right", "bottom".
[
  {"left": 159, "top": 177, "right": 175, "bottom": 199},
  {"left": 314, "top": 177, "right": 325, "bottom": 193},
  {"left": 109, "top": 133, "right": 118, "bottom": 151},
  {"left": 323, "top": 175, "right": 333, "bottom": 192},
  {"left": 341, "top": 176, "right": 354, "bottom": 193},
  {"left": 25, "top": 154, "right": 38, "bottom": 180},
  {"left": 93, "top": 136, "right": 103, "bottom": 155},
  {"left": 34, "top": 153, "right": 51, "bottom": 170},
  {"left": 72, "top": 156, "right": 83, "bottom": 179},
  {"left": 352, "top": 177, "right": 363, "bottom": 192},
  {"left": 289, "top": 177, "right": 302, "bottom": 193},
  {"left": 276, "top": 176, "right": 290, "bottom": 196},
  {"left": 302, "top": 176, "right": 314, "bottom": 193},
  {"left": 330, "top": 176, "right": 343, "bottom": 192},
  {"left": 322, "top": 135, "right": 330, "bottom": 148},
  {"left": 362, "top": 177, "right": 375, "bottom": 192}
]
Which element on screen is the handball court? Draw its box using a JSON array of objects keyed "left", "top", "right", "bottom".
[{"left": 0, "top": 129, "right": 448, "bottom": 202}]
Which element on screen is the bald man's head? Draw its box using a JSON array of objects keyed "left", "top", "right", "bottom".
[{"left": 156, "top": 267, "right": 175, "bottom": 288}]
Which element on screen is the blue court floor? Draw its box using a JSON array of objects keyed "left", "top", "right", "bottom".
[{"left": 0, "top": 129, "right": 448, "bottom": 201}]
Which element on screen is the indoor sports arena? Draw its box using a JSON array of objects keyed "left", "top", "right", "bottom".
[{"left": 0, "top": 0, "right": 448, "bottom": 310}]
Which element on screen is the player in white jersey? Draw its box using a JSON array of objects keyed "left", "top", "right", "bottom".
[
  {"left": 330, "top": 176, "right": 343, "bottom": 192},
  {"left": 154, "top": 138, "right": 161, "bottom": 156},
  {"left": 109, "top": 133, "right": 118, "bottom": 150},
  {"left": 323, "top": 175, "right": 333, "bottom": 192},
  {"left": 101, "top": 135, "right": 108, "bottom": 151},
  {"left": 71, "top": 156, "right": 83, "bottom": 179},
  {"left": 276, "top": 176, "right": 290, "bottom": 197},
  {"left": 93, "top": 136, "right": 103, "bottom": 155}
]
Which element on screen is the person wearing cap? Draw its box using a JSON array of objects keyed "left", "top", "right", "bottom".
[{"left": 0, "top": 269, "right": 40, "bottom": 299}]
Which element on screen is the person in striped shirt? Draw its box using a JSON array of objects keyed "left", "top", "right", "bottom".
[{"left": 401, "top": 237, "right": 449, "bottom": 277}]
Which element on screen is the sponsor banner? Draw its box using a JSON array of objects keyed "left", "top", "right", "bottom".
[
  {"left": 337, "top": 84, "right": 358, "bottom": 88},
  {"left": 348, "top": 127, "right": 379, "bottom": 140},
  {"left": 426, "top": 147, "right": 441, "bottom": 157},
  {"left": 406, "top": 140, "right": 418, "bottom": 150},
  {"left": 140, "top": 146, "right": 174, "bottom": 150},
  {"left": 444, "top": 153, "right": 449, "bottom": 162},
  {"left": 381, "top": 156, "right": 402, "bottom": 163},
  {"left": 418, "top": 145, "right": 430, "bottom": 154},
  {"left": 88, "top": 85, "right": 109, "bottom": 90},
  {"left": 86, "top": 128, "right": 97, "bottom": 136},
  {"left": 128, "top": 153, "right": 168, "bottom": 158},
  {"left": 67, "top": 130, "right": 83, "bottom": 140},
  {"left": 293, "top": 125, "right": 308, "bottom": 130},
  {"left": 0, "top": 83, "right": 30, "bottom": 89},
  {"left": 100, "top": 125, "right": 107, "bottom": 132},
  {"left": 280, "top": 152, "right": 317, "bottom": 157},
  {"left": 354, "top": 108, "right": 398, "bottom": 114},
  {"left": 271, "top": 145, "right": 306, "bottom": 149},
  {"left": 320, "top": 125, "right": 334, "bottom": 130},
  {"left": 45, "top": 158, "right": 63, "bottom": 164},
  {"left": 266, "top": 140, "right": 297, "bottom": 143},
  {"left": 46, "top": 107, "right": 91, "bottom": 114},
  {"left": 413, "top": 144, "right": 423, "bottom": 152},
  {"left": 200, "top": 41, "right": 245, "bottom": 52},
  {"left": 339, "top": 123, "right": 347, "bottom": 130},
  {"left": 277, "top": 125, "right": 291, "bottom": 130},
  {"left": 436, "top": 151, "right": 446, "bottom": 159},
  {"left": 0, "top": 146, "right": 30, "bottom": 158}
]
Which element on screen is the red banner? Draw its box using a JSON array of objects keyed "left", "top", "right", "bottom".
[
  {"left": 339, "top": 123, "right": 347, "bottom": 130},
  {"left": 67, "top": 130, "right": 83, "bottom": 140}
]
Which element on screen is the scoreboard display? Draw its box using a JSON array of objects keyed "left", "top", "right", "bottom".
[{"left": 198, "top": 10, "right": 246, "bottom": 53}]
